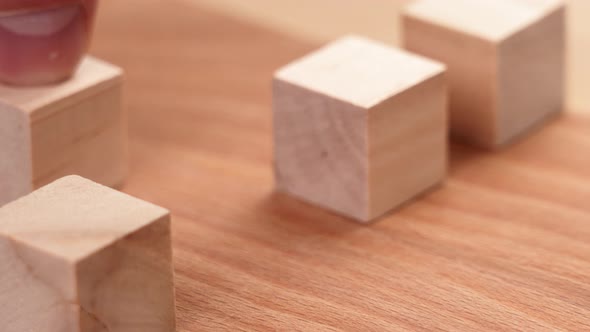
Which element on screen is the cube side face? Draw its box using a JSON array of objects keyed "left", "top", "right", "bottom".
[
  {"left": 403, "top": 0, "right": 565, "bottom": 42},
  {"left": 76, "top": 215, "right": 176, "bottom": 332},
  {"left": 496, "top": 7, "right": 565, "bottom": 145},
  {"left": 30, "top": 81, "right": 127, "bottom": 189},
  {"left": 0, "top": 236, "right": 78, "bottom": 332},
  {"left": 403, "top": 15, "right": 498, "bottom": 148},
  {"left": 273, "top": 79, "right": 369, "bottom": 221},
  {"left": 368, "top": 73, "right": 447, "bottom": 219},
  {"left": 0, "top": 105, "right": 32, "bottom": 206}
]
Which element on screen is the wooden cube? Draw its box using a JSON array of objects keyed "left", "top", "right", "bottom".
[
  {"left": 0, "top": 175, "right": 176, "bottom": 332},
  {"left": 273, "top": 36, "right": 447, "bottom": 222},
  {"left": 0, "top": 57, "right": 127, "bottom": 206},
  {"left": 403, "top": 0, "right": 566, "bottom": 148}
]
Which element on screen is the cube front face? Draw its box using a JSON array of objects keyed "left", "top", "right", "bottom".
[
  {"left": 0, "top": 57, "right": 127, "bottom": 207},
  {"left": 274, "top": 36, "right": 446, "bottom": 222},
  {"left": 273, "top": 79, "right": 369, "bottom": 221},
  {"left": 0, "top": 176, "right": 175, "bottom": 332},
  {"left": 31, "top": 82, "right": 127, "bottom": 190},
  {"left": 368, "top": 73, "right": 447, "bottom": 219},
  {"left": 403, "top": 0, "right": 565, "bottom": 148}
]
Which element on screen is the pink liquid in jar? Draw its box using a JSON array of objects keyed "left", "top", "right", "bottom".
[{"left": 0, "top": 0, "right": 98, "bottom": 86}]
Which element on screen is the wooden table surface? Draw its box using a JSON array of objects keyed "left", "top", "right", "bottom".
[{"left": 91, "top": 1, "right": 590, "bottom": 330}]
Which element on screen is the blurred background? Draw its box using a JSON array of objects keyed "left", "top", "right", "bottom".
[{"left": 184, "top": 0, "right": 589, "bottom": 114}]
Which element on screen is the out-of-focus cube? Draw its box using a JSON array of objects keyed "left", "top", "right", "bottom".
[
  {"left": 0, "top": 57, "right": 127, "bottom": 206},
  {"left": 0, "top": 175, "right": 176, "bottom": 332},
  {"left": 273, "top": 36, "right": 447, "bottom": 222},
  {"left": 403, "top": 0, "right": 565, "bottom": 148}
]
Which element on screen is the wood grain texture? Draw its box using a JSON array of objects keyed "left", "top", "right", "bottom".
[
  {"left": 0, "top": 176, "right": 175, "bottom": 332},
  {"left": 274, "top": 36, "right": 446, "bottom": 222},
  {"left": 0, "top": 57, "right": 126, "bottom": 206},
  {"left": 90, "top": 0, "right": 590, "bottom": 330},
  {"left": 403, "top": 0, "right": 566, "bottom": 148}
]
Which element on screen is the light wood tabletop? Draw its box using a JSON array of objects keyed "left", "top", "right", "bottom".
[{"left": 91, "top": 0, "right": 590, "bottom": 330}]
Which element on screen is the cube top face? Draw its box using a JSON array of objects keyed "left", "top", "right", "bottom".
[
  {"left": 0, "top": 175, "right": 169, "bottom": 262},
  {"left": 404, "top": 0, "right": 564, "bottom": 41},
  {"left": 0, "top": 56, "right": 122, "bottom": 117},
  {"left": 275, "top": 35, "right": 445, "bottom": 108}
]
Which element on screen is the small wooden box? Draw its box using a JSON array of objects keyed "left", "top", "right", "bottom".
[
  {"left": 273, "top": 36, "right": 447, "bottom": 222},
  {"left": 0, "top": 175, "right": 176, "bottom": 332},
  {"left": 0, "top": 57, "right": 127, "bottom": 206},
  {"left": 403, "top": 0, "right": 566, "bottom": 148}
]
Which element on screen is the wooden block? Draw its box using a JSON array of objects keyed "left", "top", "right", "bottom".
[
  {"left": 273, "top": 36, "right": 447, "bottom": 222},
  {"left": 0, "top": 175, "right": 176, "bottom": 332},
  {"left": 402, "top": 0, "right": 566, "bottom": 148},
  {"left": 0, "top": 56, "right": 127, "bottom": 206}
]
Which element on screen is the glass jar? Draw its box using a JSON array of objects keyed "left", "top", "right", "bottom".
[{"left": 0, "top": 0, "right": 98, "bottom": 86}]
